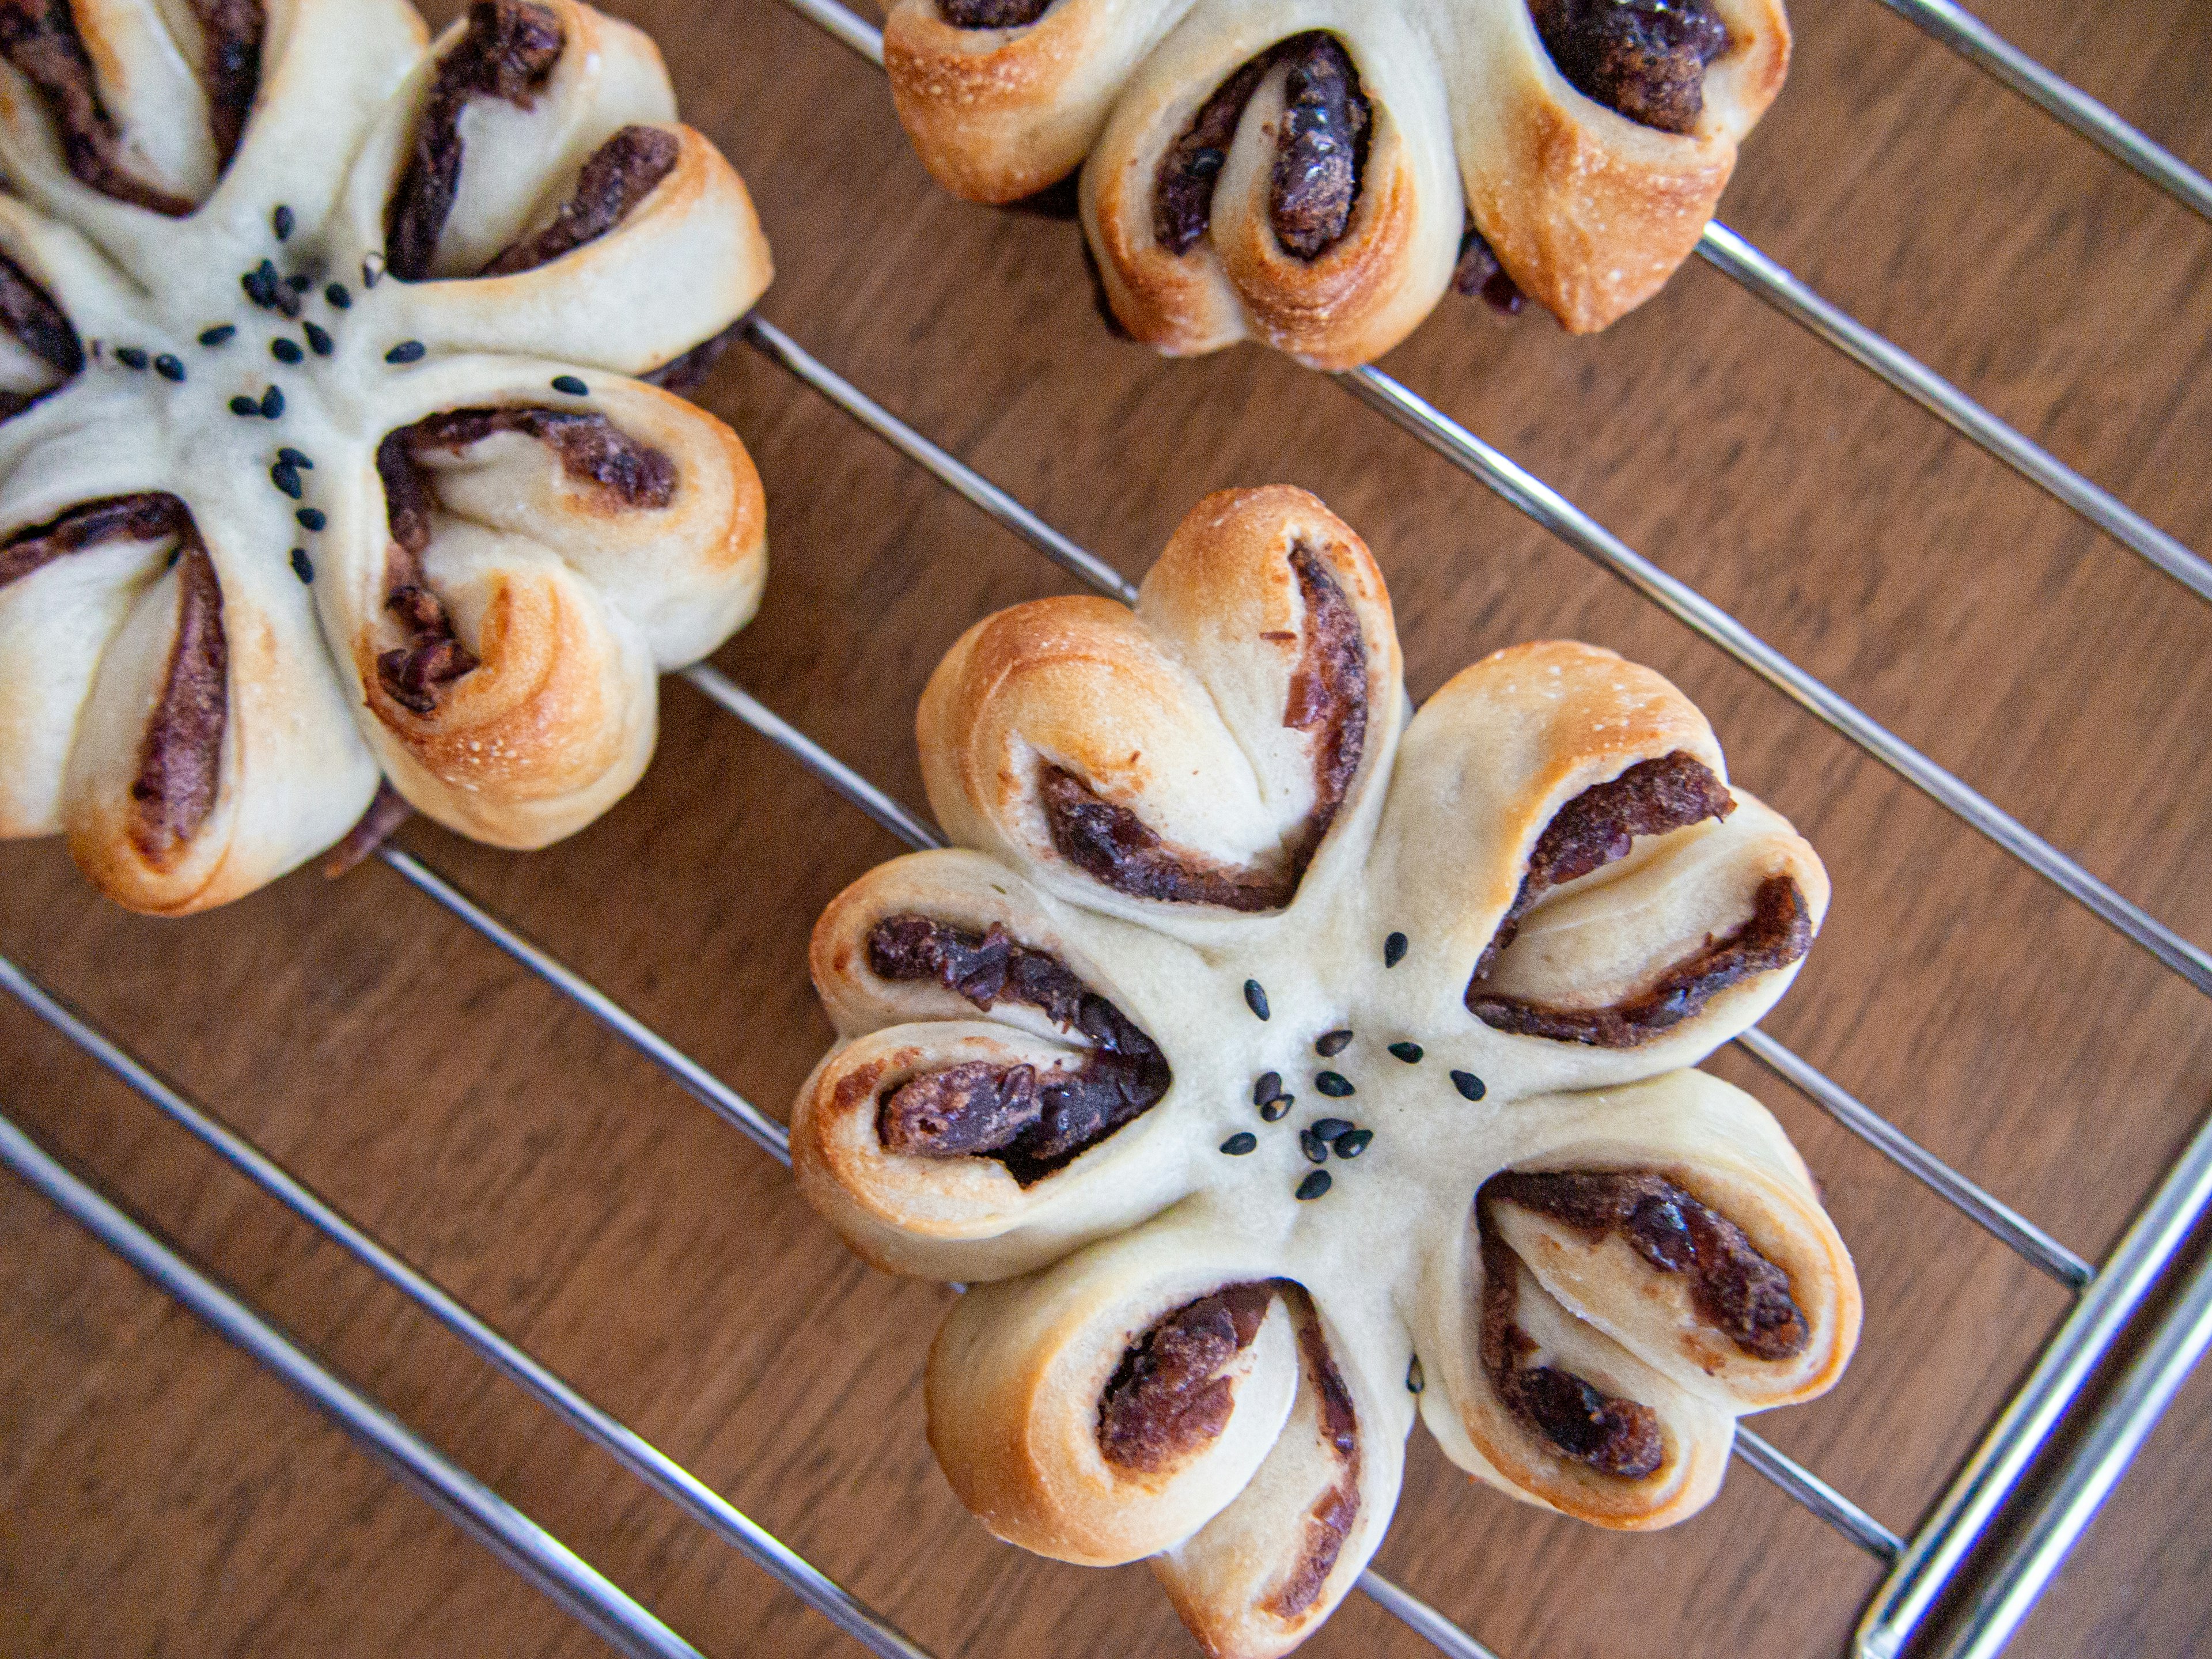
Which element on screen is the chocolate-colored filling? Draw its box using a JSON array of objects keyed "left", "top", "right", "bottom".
[
  {"left": 1154, "top": 33, "right": 1370, "bottom": 261},
  {"left": 371, "top": 406, "right": 673, "bottom": 714},
  {"left": 478, "top": 124, "right": 679, "bottom": 276},
  {"left": 1489, "top": 1168, "right": 1809, "bottom": 1359},
  {"left": 1269, "top": 36, "right": 1370, "bottom": 260},
  {"left": 866, "top": 913, "right": 1172, "bottom": 1184},
  {"left": 0, "top": 0, "right": 196, "bottom": 214},
  {"left": 0, "top": 251, "right": 81, "bottom": 407},
  {"left": 188, "top": 0, "right": 263, "bottom": 165},
  {"left": 1041, "top": 543, "right": 1365, "bottom": 911},
  {"left": 1478, "top": 1226, "right": 1662, "bottom": 1478},
  {"left": 384, "top": 0, "right": 565, "bottom": 281},
  {"left": 130, "top": 531, "right": 226, "bottom": 863},
  {"left": 1451, "top": 222, "right": 1525, "bottom": 315},
  {"left": 938, "top": 0, "right": 1050, "bottom": 24},
  {"left": 321, "top": 779, "right": 412, "bottom": 878},
  {"left": 1529, "top": 0, "right": 1730, "bottom": 135},
  {"left": 1465, "top": 752, "right": 1809, "bottom": 1046},
  {"left": 1097, "top": 1283, "right": 1274, "bottom": 1472},
  {"left": 641, "top": 319, "right": 741, "bottom": 395},
  {"left": 1471, "top": 873, "right": 1812, "bottom": 1046},
  {"left": 1265, "top": 1308, "right": 1361, "bottom": 1619},
  {"left": 0, "top": 493, "right": 175, "bottom": 590}
]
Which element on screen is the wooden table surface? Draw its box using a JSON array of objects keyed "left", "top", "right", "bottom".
[{"left": 3, "top": 0, "right": 2209, "bottom": 1654}]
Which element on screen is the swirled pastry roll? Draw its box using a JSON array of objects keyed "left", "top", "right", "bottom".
[{"left": 795, "top": 485, "right": 1859, "bottom": 1656}]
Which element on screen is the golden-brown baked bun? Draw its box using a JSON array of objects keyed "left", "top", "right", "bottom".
[
  {"left": 0, "top": 0, "right": 772, "bottom": 912},
  {"left": 793, "top": 485, "right": 1857, "bottom": 1657},
  {"left": 885, "top": 0, "right": 1787, "bottom": 363}
]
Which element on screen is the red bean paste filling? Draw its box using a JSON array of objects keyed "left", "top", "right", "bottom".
[
  {"left": 1041, "top": 543, "right": 1365, "bottom": 911},
  {"left": 0, "top": 249, "right": 82, "bottom": 417},
  {"left": 1097, "top": 1282, "right": 1274, "bottom": 1472},
  {"left": 384, "top": 0, "right": 565, "bottom": 282},
  {"left": 1267, "top": 1306, "right": 1362, "bottom": 1620},
  {"left": 478, "top": 123, "right": 679, "bottom": 276},
  {"left": 1528, "top": 0, "right": 1731, "bottom": 135},
  {"left": 1451, "top": 221, "right": 1526, "bottom": 315},
  {"left": 1466, "top": 752, "right": 1812, "bottom": 1046},
  {"left": 2, "top": 495, "right": 227, "bottom": 862},
  {"left": 938, "top": 0, "right": 1051, "bottom": 25},
  {"left": 372, "top": 406, "right": 675, "bottom": 714},
  {"left": 640, "top": 319, "right": 741, "bottom": 396},
  {"left": 1154, "top": 33, "right": 1371, "bottom": 262},
  {"left": 1488, "top": 1169, "right": 1809, "bottom": 1360},
  {"left": 866, "top": 913, "right": 1172, "bottom": 1185},
  {"left": 0, "top": 0, "right": 194, "bottom": 214},
  {"left": 188, "top": 0, "right": 263, "bottom": 166},
  {"left": 1478, "top": 1222, "right": 1662, "bottom": 1478}
]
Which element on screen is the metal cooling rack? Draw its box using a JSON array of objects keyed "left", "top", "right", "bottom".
[{"left": 5, "top": 3, "right": 2209, "bottom": 1657}]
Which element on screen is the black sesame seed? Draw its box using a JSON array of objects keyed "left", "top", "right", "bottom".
[
  {"left": 278, "top": 447, "right": 312, "bottom": 469},
  {"left": 285, "top": 272, "right": 312, "bottom": 293},
  {"left": 153, "top": 354, "right": 184, "bottom": 382},
  {"left": 296, "top": 506, "right": 325, "bottom": 531},
  {"left": 1388, "top": 1041, "right": 1423, "bottom": 1064},
  {"left": 1384, "top": 931, "right": 1408, "bottom": 968},
  {"left": 361, "top": 253, "right": 384, "bottom": 288},
  {"left": 302, "top": 320, "right": 333, "bottom": 356},
  {"left": 1310, "top": 1118, "right": 1353, "bottom": 1143},
  {"left": 1315, "top": 1029, "right": 1352, "bottom": 1057},
  {"left": 1334, "top": 1128, "right": 1373, "bottom": 1158},
  {"left": 228, "top": 395, "right": 259, "bottom": 416},
  {"left": 1315, "top": 1071, "right": 1354, "bottom": 1098},
  {"left": 272, "top": 204, "right": 294, "bottom": 240},
  {"left": 198, "top": 324, "right": 236, "bottom": 347},
  {"left": 1450, "top": 1070, "right": 1487, "bottom": 1102},
  {"left": 289, "top": 547, "right": 313, "bottom": 584},
  {"left": 164, "top": 546, "right": 179, "bottom": 569},
  {"left": 270, "top": 460, "right": 302, "bottom": 498},
  {"left": 1300, "top": 1128, "right": 1329, "bottom": 1164},
  {"left": 385, "top": 340, "right": 426, "bottom": 365},
  {"left": 551, "top": 373, "right": 588, "bottom": 396},
  {"left": 270, "top": 337, "right": 304, "bottom": 365},
  {"left": 1406, "top": 1355, "right": 1425, "bottom": 1394},
  {"left": 1294, "top": 1171, "right": 1332, "bottom": 1201},
  {"left": 115, "top": 346, "right": 148, "bottom": 370},
  {"left": 1219, "top": 1132, "right": 1257, "bottom": 1156},
  {"left": 324, "top": 282, "right": 351, "bottom": 309},
  {"left": 1252, "top": 1071, "right": 1282, "bottom": 1107},
  {"left": 259, "top": 385, "right": 284, "bottom": 418},
  {"left": 1259, "top": 1096, "right": 1293, "bottom": 1123},
  {"left": 1243, "top": 980, "right": 1269, "bottom": 1021}
]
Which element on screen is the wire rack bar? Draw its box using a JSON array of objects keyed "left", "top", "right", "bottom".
[
  {"left": 1357, "top": 1570, "right": 1504, "bottom": 1659},
  {"left": 1338, "top": 364, "right": 2212, "bottom": 997},
  {"left": 374, "top": 845, "right": 793, "bottom": 1166},
  {"left": 1735, "top": 1028, "right": 2092, "bottom": 1287},
  {"left": 728, "top": 310, "right": 2091, "bottom": 1297},
  {"left": 0, "top": 955, "right": 932, "bottom": 1659},
  {"left": 1855, "top": 1094, "right": 2212, "bottom": 1659},
  {"left": 0, "top": 1103, "right": 706, "bottom": 1659},
  {"left": 1866, "top": 0, "right": 2212, "bottom": 222},
  {"left": 1695, "top": 222, "right": 2210, "bottom": 601},
  {"left": 1734, "top": 1428, "right": 1904, "bottom": 1560},
  {"left": 1922, "top": 1240, "right": 2212, "bottom": 1659}
]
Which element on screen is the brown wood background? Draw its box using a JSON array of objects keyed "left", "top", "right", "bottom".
[{"left": 3, "top": 0, "right": 2209, "bottom": 1653}]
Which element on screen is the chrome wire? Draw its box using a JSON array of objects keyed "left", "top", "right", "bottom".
[
  {"left": 1734, "top": 1429, "right": 1904, "bottom": 1562},
  {"left": 1868, "top": 0, "right": 2212, "bottom": 222},
  {"left": 1696, "top": 222, "right": 2211, "bottom": 603},
  {"left": 0, "top": 955, "right": 932, "bottom": 1659},
  {"left": 0, "top": 1099, "right": 706, "bottom": 1659},
  {"left": 762, "top": 0, "right": 2212, "bottom": 1001}
]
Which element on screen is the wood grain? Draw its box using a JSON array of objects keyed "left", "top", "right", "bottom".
[{"left": 2, "top": 0, "right": 2208, "bottom": 1654}]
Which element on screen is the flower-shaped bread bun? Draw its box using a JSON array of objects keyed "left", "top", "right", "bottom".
[
  {"left": 794, "top": 486, "right": 1857, "bottom": 1657},
  {"left": 884, "top": 0, "right": 1789, "bottom": 365},
  {"left": 0, "top": 0, "right": 772, "bottom": 912}
]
